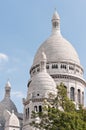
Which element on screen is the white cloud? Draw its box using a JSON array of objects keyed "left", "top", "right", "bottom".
[
  {"left": 11, "top": 91, "right": 25, "bottom": 98},
  {"left": 0, "top": 53, "right": 8, "bottom": 62}
]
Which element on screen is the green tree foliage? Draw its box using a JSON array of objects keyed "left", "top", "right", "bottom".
[{"left": 30, "top": 83, "right": 86, "bottom": 130}]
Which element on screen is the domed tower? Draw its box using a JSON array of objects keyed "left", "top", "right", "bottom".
[
  {"left": 4, "top": 110, "right": 20, "bottom": 130},
  {"left": 23, "top": 52, "right": 56, "bottom": 130},
  {"left": 30, "top": 11, "right": 86, "bottom": 107},
  {"left": 0, "top": 81, "right": 18, "bottom": 129},
  {"left": 0, "top": 81, "right": 23, "bottom": 130}
]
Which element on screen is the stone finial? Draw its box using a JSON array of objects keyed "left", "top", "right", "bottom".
[
  {"left": 41, "top": 52, "right": 47, "bottom": 61},
  {"left": 52, "top": 10, "right": 60, "bottom": 34},
  {"left": 40, "top": 52, "right": 47, "bottom": 72},
  {"left": 12, "top": 110, "right": 14, "bottom": 113},
  {"left": 5, "top": 80, "right": 11, "bottom": 98}
]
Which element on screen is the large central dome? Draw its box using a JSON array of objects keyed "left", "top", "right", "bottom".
[{"left": 32, "top": 11, "right": 80, "bottom": 67}]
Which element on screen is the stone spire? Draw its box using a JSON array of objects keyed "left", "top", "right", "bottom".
[
  {"left": 52, "top": 10, "right": 60, "bottom": 34},
  {"left": 4, "top": 80, "right": 11, "bottom": 98},
  {"left": 40, "top": 52, "right": 47, "bottom": 72}
]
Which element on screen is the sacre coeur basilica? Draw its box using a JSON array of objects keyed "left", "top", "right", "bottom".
[{"left": 0, "top": 11, "right": 86, "bottom": 130}]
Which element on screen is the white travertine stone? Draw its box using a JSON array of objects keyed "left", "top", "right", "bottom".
[
  {"left": 23, "top": 52, "right": 56, "bottom": 130},
  {"left": 23, "top": 10, "right": 86, "bottom": 130},
  {"left": 4, "top": 110, "right": 20, "bottom": 130}
]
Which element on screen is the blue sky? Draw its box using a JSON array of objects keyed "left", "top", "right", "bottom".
[{"left": 0, "top": 0, "right": 86, "bottom": 112}]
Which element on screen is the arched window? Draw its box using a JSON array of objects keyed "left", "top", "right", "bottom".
[
  {"left": 53, "top": 21, "right": 58, "bottom": 28},
  {"left": 46, "top": 65, "right": 49, "bottom": 69},
  {"left": 28, "top": 108, "right": 29, "bottom": 118},
  {"left": 61, "top": 64, "right": 66, "bottom": 69},
  {"left": 78, "top": 89, "right": 81, "bottom": 104},
  {"left": 25, "top": 109, "right": 28, "bottom": 118},
  {"left": 39, "top": 105, "right": 42, "bottom": 112},
  {"left": 70, "top": 87, "right": 75, "bottom": 101},
  {"left": 56, "top": 64, "right": 58, "bottom": 68},
  {"left": 37, "top": 68, "right": 40, "bottom": 72},
  {"left": 34, "top": 106, "right": 38, "bottom": 112},
  {"left": 52, "top": 64, "right": 58, "bottom": 69},
  {"left": 82, "top": 92, "right": 84, "bottom": 105},
  {"left": 25, "top": 108, "right": 29, "bottom": 119},
  {"left": 69, "top": 66, "right": 74, "bottom": 70}
]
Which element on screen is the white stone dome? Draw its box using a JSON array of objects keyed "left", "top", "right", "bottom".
[
  {"left": 9, "top": 110, "right": 20, "bottom": 127},
  {"left": 29, "top": 71, "right": 56, "bottom": 98},
  {"left": 32, "top": 11, "right": 80, "bottom": 67},
  {"left": 28, "top": 52, "right": 57, "bottom": 98},
  {"left": 0, "top": 81, "right": 18, "bottom": 129}
]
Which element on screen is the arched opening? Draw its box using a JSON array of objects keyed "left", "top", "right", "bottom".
[
  {"left": 82, "top": 92, "right": 84, "bottom": 105},
  {"left": 77, "top": 89, "right": 81, "bottom": 104},
  {"left": 70, "top": 87, "right": 75, "bottom": 101},
  {"left": 25, "top": 108, "right": 29, "bottom": 119},
  {"left": 39, "top": 105, "right": 42, "bottom": 112},
  {"left": 34, "top": 106, "right": 38, "bottom": 112},
  {"left": 25, "top": 109, "right": 27, "bottom": 119}
]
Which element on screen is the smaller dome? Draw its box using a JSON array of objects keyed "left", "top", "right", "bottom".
[
  {"left": 30, "top": 72, "right": 56, "bottom": 91},
  {"left": 0, "top": 98, "right": 18, "bottom": 127},
  {"left": 4, "top": 110, "right": 20, "bottom": 128},
  {"left": 0, "top": 81, "right": 18, "bottom": 128},
  {"left": 29, "top": 71, "right": 56, "bottom": 98},
  {"left": 28, "top": 52, "right": 56, "bottom": 99},
  {"left": 9, "top": 110, "right": 20, "bottom": 127},
  {"left": 0, "top": 81, "right": 18, "bottom": 113}
]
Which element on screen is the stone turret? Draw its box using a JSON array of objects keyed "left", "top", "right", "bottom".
[
  {"left": 0, "top": 81, "right": 18, "bottom": 130},
  {"left": 4, "top": 110, "right": 20, "bottom": 130}
]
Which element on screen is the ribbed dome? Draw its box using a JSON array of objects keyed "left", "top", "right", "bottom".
[
  {"left": 9, "top": 110, "right": 20, "bottom": 127},
  {"left": 33, "top": 34, "right": 80, "bottom": 65},
  {"left": 29, "top": 71, "right": 56, "bottom": 98},
  {"left": 29, "top": 52, "right": 56, "bottom": 98},
  {"left": 0, "top": 98, "right": 18, "bottom": 114},
  {"left": 32, "top": 11, "right": 80, "bottom": 67}
]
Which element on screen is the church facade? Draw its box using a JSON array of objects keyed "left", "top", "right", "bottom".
[{"left": 0, "top": 11, "right": 86, "bottom": 130}]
